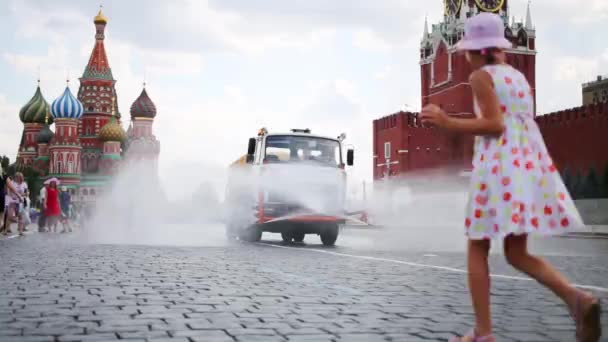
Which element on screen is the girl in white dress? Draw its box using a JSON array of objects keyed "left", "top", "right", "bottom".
[{"left": 421, "top": 12, "right": 601, "bottom": 342}]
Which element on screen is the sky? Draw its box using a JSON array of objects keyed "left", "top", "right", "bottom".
[{"left": 0, "top": 0, "right": 607, "bottom": 194}]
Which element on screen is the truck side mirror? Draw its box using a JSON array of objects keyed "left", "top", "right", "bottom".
[
  {"left": 246, "top": 138, "right": 256, "bottom": 163},
  {"left": 346, "top": 149, "right": 354, "bottom": 166}
]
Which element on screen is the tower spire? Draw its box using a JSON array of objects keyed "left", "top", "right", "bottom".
[
  {"left": 423, "top": 15, "right": 429, "bottom": 39},
  {"left": 525, "top": 1, "right": 534, "bottom": 30}
]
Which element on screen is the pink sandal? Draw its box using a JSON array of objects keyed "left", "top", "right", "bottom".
[{"left": 450, "top": 329, "right": 495, "bottom": 342}]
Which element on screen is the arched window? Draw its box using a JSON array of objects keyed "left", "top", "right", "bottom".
[
  {"left": 90, "top": 189, "right": 96, "bottom": 196},
  {"left": 83, "top": 189, "right": 89, "bottom": 196}
]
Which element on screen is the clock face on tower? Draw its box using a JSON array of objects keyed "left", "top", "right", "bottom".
[
  {"left": 445, "top": 0, "right": 462, "bottom": 16},
  {"left": 475, "top": 0, "right": 505, "bottom": 12}
]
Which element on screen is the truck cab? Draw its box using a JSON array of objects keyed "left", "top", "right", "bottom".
[{"left": 225, "top": 128, "right": 354, "bottom": 246}]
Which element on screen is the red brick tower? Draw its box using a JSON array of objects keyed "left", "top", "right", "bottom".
[
  {"left": 373, "top": 1, "right": 538, "bottom": 181},
  {"left": 77, "top": 7, "right": 119, "bottom": 177},
  {"left": 420, "top": 1, "right": 536, "bottom": 115}
]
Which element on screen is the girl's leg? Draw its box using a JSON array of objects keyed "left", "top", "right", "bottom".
[
  {"left": 503, "top": 234, "right": 585, "bottom": 309},
  {"left": 468, "top": 239, "right": 493, "bottom": 336}
]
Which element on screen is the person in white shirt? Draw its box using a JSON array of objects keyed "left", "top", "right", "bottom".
[
  {"left": 2, "top": 176, "right": 15, "bottom": 234},
  {"left": 38, "top": 185, "right": 47, "bottom": 232},
  {"left": 11, "top": 173, "right": 29, "bottom": 236}
]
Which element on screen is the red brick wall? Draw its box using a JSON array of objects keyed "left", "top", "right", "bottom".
[{"left": 536, "top": 102, "right": 608, "bottom": 174}]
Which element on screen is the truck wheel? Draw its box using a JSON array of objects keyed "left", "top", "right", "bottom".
[
  {"left": 240, "top": 226, "right": 262, "bottom": 242},
  {"left": 292, "top": 232, "right": 305, "bottom": 243},
  {"left": 320, "top": 223, "right": 339, "bottom": 246},
  {"left": 281, "top": 232, "right": 292, "bottom": 243}
]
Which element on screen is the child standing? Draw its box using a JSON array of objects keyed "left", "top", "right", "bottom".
[{"left": 420, "top": 13, "right": 601, "bottom": 342}]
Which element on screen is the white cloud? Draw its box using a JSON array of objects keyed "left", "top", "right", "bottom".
[
  {"left": 0, "top": 94, "right": 21, "bottom": 161},
  {"left": 353, "top": 29, "right": 392, "bottom": 53},
  {"left": 374, "top": 65, "right": 394, "bottom": 80}
]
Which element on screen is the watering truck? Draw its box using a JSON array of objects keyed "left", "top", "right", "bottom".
[{"left": 225, "top": 128, "right": 354, "bottom": 246}]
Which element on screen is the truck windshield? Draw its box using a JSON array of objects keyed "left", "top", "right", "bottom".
[{"left": 264, "top": 135, "right": 342, "bottom": 167}]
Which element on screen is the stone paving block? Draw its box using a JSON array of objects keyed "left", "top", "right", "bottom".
[
  {"left": 285, "top": 335, "right": 336, "bottom": 342},
  {"left": 117, "top": 331, "right": 171, "bottom": 339},
  {"left": 496, "top": 331, "right": 554, "bottom": 341},
  {"left": 0, "top": 337, "right": 55, "bottom": 342},
  {"left": 334, "top": 333, "right": 388, "bottom": 341},
  {"left": 234, "top": 336, "right": 287, "bottom": 342},
  {"left": 57, "top": 334, "right": 120, "bottom": 341},
  {"left": 189, "top": 337, "right": 237, "bottom": 342}
]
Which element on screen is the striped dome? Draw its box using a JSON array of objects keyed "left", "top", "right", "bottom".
[
  {"left": 130, "top": 88, "right": 157, "bottom": 119},
  {"left": 19, "top": 86, "right": 51, "bottom": 124},
  {"left": 51, "top": 86, "right": 84, "bottom": 119}
]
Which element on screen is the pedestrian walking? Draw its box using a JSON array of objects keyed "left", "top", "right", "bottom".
[
  {"left": 38, "top": 182, "right": 48, "bottom": 232},
  {"left": 45, "top": 179, "right": 61, "bottom": 233},
  {"left": 59, "top": 186, "right": 73, "bottom": 233},
  {"left": 1, "top": 176, "right": 15, "bottom": 235},
  {"left": 420, "top": 13, "right": 601, "bottom": 342},
  {"left": 11, "top": 172, "right": 29, "bottom": 236}
]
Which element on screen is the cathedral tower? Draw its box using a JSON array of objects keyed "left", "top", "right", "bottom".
[
  {"left": 78, "top": 7, "right": 119, "bottom": 176},
  {"left": 420, "top": 1, "right": 536, "bottom": 115},
  {"left": 126, "top": 86, "right": 160, "bottom": 166},
  {"left": 49, "top": 84, "right": 84, "bottom": 189},
  {"left": 418, "top": 0, "right": 536, "bottom": 171},
  {"left": 99, "top": 97, "right": 126, "bottom": 175},
  {"left": 34, "top": 111, "right": 54, "bottom": 175},
  {"left": 16, "top": 82, "right": 51, "bottom": 168}
]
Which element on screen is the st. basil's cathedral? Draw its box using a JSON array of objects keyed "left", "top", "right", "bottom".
[{"left": 14, "top": 8, "right": 160, "bottom": 202}]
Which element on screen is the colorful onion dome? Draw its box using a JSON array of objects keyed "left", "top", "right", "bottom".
[
  {"left": 94, "top": 8, "right": 108, "bottom": 24},
  {"left": 37, "top": 123, "right": 54, "bottom": 144},
  {"left": 51, "top": 86, "right": 84, "bottom": 119},
  {"left": 130, "top": 88, "right": 157, "bottom": 119},
  {"left": 19, "top": 85, "right": 51, "bottom": 124},
  {"left": 99, "top": 117, "right": 126, "bottom": 142}
]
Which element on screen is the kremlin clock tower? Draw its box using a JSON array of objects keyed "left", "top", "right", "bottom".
[
  {"left": 373, "top": 0, "right": 537, "bottom": 180},
  {"left": 418, "top": 0, "right": 536, "bottom": 172},
  {"left": 420, "top": 0, "right": 536, "bottom": 116}
]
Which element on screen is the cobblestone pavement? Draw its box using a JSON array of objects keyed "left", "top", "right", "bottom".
[{"left": 0, "top": 226, "right": 607, "bottom": 342}]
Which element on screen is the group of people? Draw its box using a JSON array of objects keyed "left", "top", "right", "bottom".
[{"left": 1, "top": 173, "right": 74, "bottom": 236}]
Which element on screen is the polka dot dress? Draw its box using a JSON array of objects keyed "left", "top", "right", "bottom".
[{"left": 465, "top": 64, "right": 584, "bottom": 240}]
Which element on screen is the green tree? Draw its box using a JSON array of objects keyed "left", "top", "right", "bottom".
[
  {"left": 0, "top": 156, "right": 9, "bottom": 177},
  {"left": 581, "top": 168, "right": 601, "bottom": 199},
  {"left": 561, "top": 169, "right": 571, "bottom": 193},
  {"left": 21, "top": 166, "right": 43, "bottom": 203},
  {"left": 570, "top": 171, "right": 583, "bottom": 200}
]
